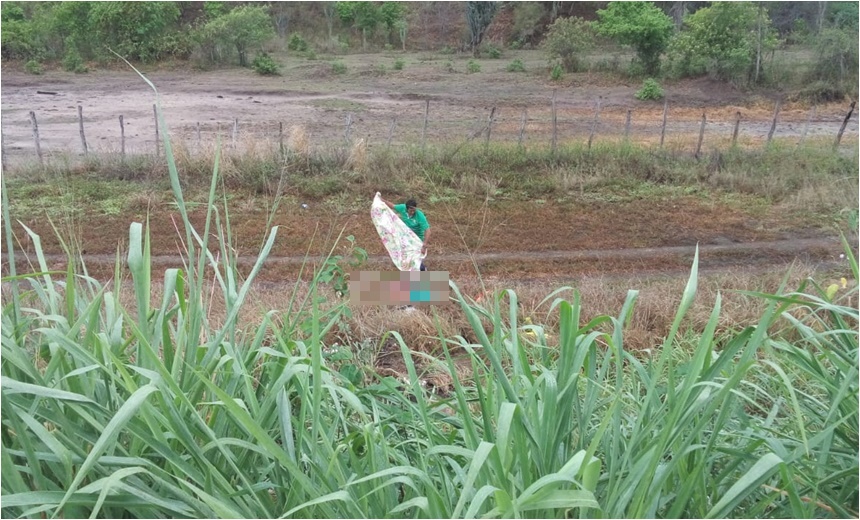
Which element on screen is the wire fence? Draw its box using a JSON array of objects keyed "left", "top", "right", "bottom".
[{"left": 2, "top": 95, "right": 857, "bottom": 171}]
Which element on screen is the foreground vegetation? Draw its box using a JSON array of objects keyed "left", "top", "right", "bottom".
[{"left": 2, "top": 87, "right": 858, "bottom": 518}]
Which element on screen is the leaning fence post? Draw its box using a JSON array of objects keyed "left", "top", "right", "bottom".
[
  {"left": 766, "top": 98, "right": 781, "bottom": 146},
  {"left": 386, "top": 117, "right": 397, "bottom": 148},
  {"left": 551, "top": 89, "right": 558, "bottom": 154},
  {"left": 518, "top": 108, "right": 527, "bottom": 148},
  {"left": 834, "top": 101, "right": 856, "bottom": 151},
  {"left": 624, "top": 109, "right": 632, "bottom": 141},
  {"left": 485, "top": 107, "right": 496, "bottom": 151},
  {"left": 152, "top": 104, "right": 160, "bottom": 157},
  {"left": 77, "top": 105, "right": 88, "bottom": 154},
  {"left": 119, "top": 115, "right": 125, "bottom": 159},
  {"left": 695, "top": 112, "right": 706, "bottom": 159},
  {"left": 659, "top": 99, "right": 668, "bottom": 148},
  {"left": 196, "top": 122, "right": 202, "bottom": 153},
  {"left": 344, "top": 113, "right": 353, "bottom": 144},
  {"left": 421, "top": 99, "right": 430, "bottom": 151},
  {"left": 29, "top": 111, "right": 43, "bottom": 165},
  {"left": 232, "top": 118, "right": 239, "bottom": 148},
  {"left": 731, "top": 111, "right": 741, "bottom": 147},
  {"left": 588, "top": 98, "right": 601, "bottom": 150},
  {"left": 799, "top": 105, "right": 816, "bottom": 146}
]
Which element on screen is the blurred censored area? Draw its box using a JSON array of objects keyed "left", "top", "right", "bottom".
[{"left": 350, "top": 271, "right": 450, "bottom": 306}]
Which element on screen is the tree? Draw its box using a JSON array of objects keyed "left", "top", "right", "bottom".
[
  {"left": 666, "top": 2, "right": 777, "bottom": 85},
  {"left": 466, "top": 1, "right": 497, "bottom": 57},
  {"left": 336, "top": 1, "right": 380, "bottom": 49},
  {"left": 201, "top": 5, "right": 274, "bottom": 66},
  {"left": 379, "top": 2, "right": 405, "bottom": 45},
  {"left": 511, "top": 2, "right": 545, "bottom": 46},
  {"left": 596, "top": 2, "right": 674, "bottom": 75},
  {"left": 541, "top": 16, "right": 594, "bottom": 72}
]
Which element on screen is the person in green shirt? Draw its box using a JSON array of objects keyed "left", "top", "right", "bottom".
[{"left": 381, "top": 197, "right": 431, "bottom": 271}]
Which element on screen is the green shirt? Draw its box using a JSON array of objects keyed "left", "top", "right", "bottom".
[{"left": 393, "top": 204, "right": 430, "bottom": 241}]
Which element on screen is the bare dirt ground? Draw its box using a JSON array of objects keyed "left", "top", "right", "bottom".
[
  {"left": 2, "top": 50, "right": 857, "bottom": 165},
  {"left": 2, "top": 51, "right": 856, "bottom": 284}
]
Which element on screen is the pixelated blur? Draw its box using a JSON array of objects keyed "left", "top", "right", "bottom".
[{"left": 349, "top": 271, "right": 450, "bottom": 306}]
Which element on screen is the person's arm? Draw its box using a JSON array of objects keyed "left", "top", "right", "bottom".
[
  {"left": 379, "top": 196, "right": 395, "bottom": 209},
  {"left": 422, "top": 227, "right": 430, "bottom": 247}
]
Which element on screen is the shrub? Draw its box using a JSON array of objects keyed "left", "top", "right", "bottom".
[
  {"left": 506, "top": 58, "right": 526, "bottom": 72},
  {"left": 251, "top": 51, "right": 280, "bottom": 75},
  {"left": 485, "top": 44, "right": 502, "bottom": 58},
  {"left": 62, "top": 46, "right": 87, "bottom": 73},
  {"left": 24, "top": 59, "right": 42, "bottom": 74},
  {"left": 635, "top": 78, "right": 664, "bottom": 100},
  {"left": 541, "top": 16, "right": 594, "bottom": 72},
  {"left": 288, "top": 33, "right": 308, "bottom": 52},
  {"left": 306, "top": 49, "right": 317, "bottom": 60},
  {"left": 550, "top": 63, "right": 563, "bottom": 81},
  {"left": 332, "top": 61, "right": 347, "bottom": 74},
  {"left": 393, "top": 58, "right": 405, "bottom": 70},
  {"left": 442, "top": 60, "right": 455, "bottom": 73},
  {"left": 467, "top": 59, "right": 481, "bottom": 73},
  {"left": 794, "top": 80, "right": 845, "bottom": 104},
  {"left": 595, "top": 2, "right": 674, "bottom": 76}
]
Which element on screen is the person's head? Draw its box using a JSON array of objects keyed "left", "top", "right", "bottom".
[{"left": 405, "top": 198, "right": 418, "bottom": 217}]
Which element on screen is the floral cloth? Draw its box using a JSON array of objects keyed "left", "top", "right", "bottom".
[{"left": 372, "top": 193, "right": 425, "bottom": 271}]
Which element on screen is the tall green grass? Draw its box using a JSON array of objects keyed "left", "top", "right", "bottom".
[{"left": 2, "top": 79, "right": 857, "bottom": 518}]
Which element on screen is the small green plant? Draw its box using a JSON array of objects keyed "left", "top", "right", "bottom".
[
  {"left": 507, "top": 58, "right": 525, "bottom": 72},
  {"left": 375, "top": 64, "right": 386, "bottom": 75},
  {"left": 509, "top": 39, "right": 523, "bottom": 50},
  {"left": 467, "top": 59, "right": 481, "bottom": 73},
  {"left": 393, "top": 58, "right": 405, "bottom": 70},
  {"left": 550, "top": 63, "right": 563, "bottom": 81},
  {"left": 383, "top": 43, "right": 393, "bottom": 51},
  {"left": 439, "top": 45, "right": 454, "bottom": 55},
  {"left": 635, "top": 78, "right": 664, "bottom": 100},
  {"left": 442, "top": 60, "right": 455, "bottom": 73},
  {"left": 288, "top": 33, "right": 309, "bottom": 52},
  {"left": 251, "top": 51, "right": 280, "bottom": 75},
  {"left": 62, "top": 48, "right": 88, "bottom": 73},
  {"left": 486, "top": 45, "right": 502, "bottom": 59},
  {"left": 306, "top": 49, "right": 318, "bottom": 60},
  {"left": 25, "top": 59, "right": 42, "bottom": 75},
  {"left": 331, "top": 61, "right": 347, "bottom": 74}
]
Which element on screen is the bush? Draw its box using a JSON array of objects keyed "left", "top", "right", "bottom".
[
  {"left": 794, "top": 80, "right": 845, "bottom": 104},
  {"left": 251, "top": 51, "right": 280, "bottom": 75},
  {"left": 550, "top": 63, "right": 563, "bottom": 81},
  {"left": 62, "top": 38, "right": 87, "bottom": 73},
  {"left": 331, "top": 61, "right": 347, "bottom": 74},
  {"left": 393, "top": 58, "right": 405, "bottom": 70},
  {"left": 442, "top": 60, "right": 455, "bottom": 73},
  {"left": 506, "top": 58, "right": 526, "bottom": 72},
  {"left": 467, "top": 59, "right": 481, "bottom": 73},
  {"left": 635, "top": 78, "right": 664, "bottom": 100},
  {"left": 541, "top": 16, "right": 594, "bottom": 72},
  {"left": 485, "top": 44, "right": 502, "bottom": 58},
  {"left": 306, "top": 49, "right": 317, "bottom": 60},
  {"left": 24, "top": 59, "right": 42, "bottom": 74},
  {"left": 288, "top": 33, "right": 308, "bottom": 52}
]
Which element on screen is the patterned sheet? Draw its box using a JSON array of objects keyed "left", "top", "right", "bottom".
[{"left": 371, "top": 193, "right": 425, "bottom": 271}]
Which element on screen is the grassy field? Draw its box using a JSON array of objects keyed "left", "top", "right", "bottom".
[{"left": 2, "top": 83, "right": 858, "bottom": 518}]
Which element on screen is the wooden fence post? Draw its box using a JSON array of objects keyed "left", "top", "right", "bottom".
[
  {"left": 1, "top": 128, "right": 7, "bottom": 172},
  {"left": 77, "top": 105, "right": 88, "bottom": 154},
  {"left": 279, "top": 122, "right": 284, "bottom": 155},
  {"left": 695, "top": 112, "right": 706, "bottom": 159},
  {"left": 731, "top": 111, "right": 741, "bottom": 147},
  {"left": 518, "top": 108, "right": 527, "bottom": 148},
  {"left": 232, "top": 118, "right": 239, "bottom": 148},
  {"left": 119, "top": 115, "right": 125, "bottom": 159},
  {"left": 551, "top": 90, "right": 558, "bottom": 154},
  {"left": 659, "top": 99, "right": 668, "bottom": 147},
  {"left": 624, "top": 109, "right": 632, "bottom": 141},
  {"left": 588, "top": 99, "right": 601, "bottom": 150},
  {"left": 766, "top": 98, "right": 781, "bottom": 146},
  {"left": 421, "top": 99, "right": 430, "bottom": 151},
  {"left": 485, "top": 107, "right": 496, "bottom": 151},
  {"left": 30, "top": 111, "right": 43, "bottom": 165},
  {"left": 196, "top": 122, "right": 202, "bottom": 153},
  {"left": 153, "top": 104, "right": 160, "bottom": 157},
  {"left": 799, "top": 105, "right": 816, "bottom": 146},
  {"left": 344, "top": 113, "right": 353, "bottom": 144},
  {"left": 387, "top": 117, "right": 397, "bottom": 148},
  {"left": 834, "top": 101, "right": 856, "bottom": 151}
]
